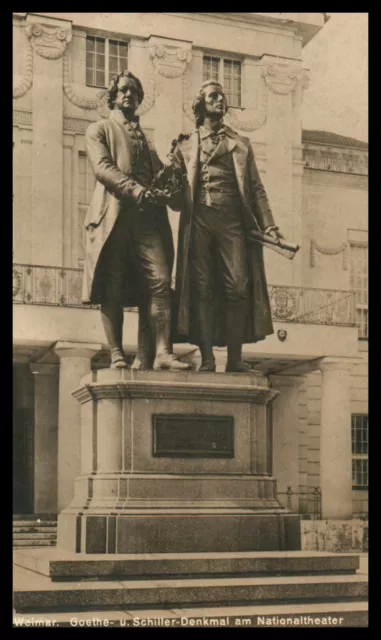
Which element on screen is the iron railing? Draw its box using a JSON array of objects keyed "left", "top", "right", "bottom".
[
  {"left": 278, "top": 486, "right": 322, "bottom": 520},
  {"left": 268, "top": 285, "right": 355, "bottom": 326},
  {"left": 13, "top": 263, "right": 356, "bottom": 327}
]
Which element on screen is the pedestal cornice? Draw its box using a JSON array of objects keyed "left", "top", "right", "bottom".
[{"left": 73, "top": 375, "right": 279, "bottom": 405}]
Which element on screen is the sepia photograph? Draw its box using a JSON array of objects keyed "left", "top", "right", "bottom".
[{"left": 12, "top": 11, "right": 368, "bottom": 627}]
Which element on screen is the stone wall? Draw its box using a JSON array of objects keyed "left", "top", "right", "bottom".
[
  {"left": 303, "top": 355, "right": 368, "bottom": 517},
  {"left": 302, "top": 168, "right": 368, "bottom": 291},
  {"left": 13, "top": 11, "right": 309, "bottom": 288},
  {"left": 301, "top": 519, "right": 368, "bottom": 553}
]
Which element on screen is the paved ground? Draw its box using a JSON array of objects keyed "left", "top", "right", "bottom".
[{"left": 13, "top": 552, "right": 368, "bottom": 626}]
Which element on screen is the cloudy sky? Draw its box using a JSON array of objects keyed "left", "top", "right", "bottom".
[{"left": 302, "top": 12, "right": 368, "bottom": 142}]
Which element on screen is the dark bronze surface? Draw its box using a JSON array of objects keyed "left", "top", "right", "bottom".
[{"left": 152, "top": 414, "right": 234, "bottom": 458}]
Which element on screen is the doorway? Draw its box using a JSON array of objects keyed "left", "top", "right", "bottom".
[{"left": 13, "top": 365, "right": 34, "bottom": 515}]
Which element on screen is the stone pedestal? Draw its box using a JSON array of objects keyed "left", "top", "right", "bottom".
[{"left": 57, "top": 370, "right": 301, "bottom": 553}]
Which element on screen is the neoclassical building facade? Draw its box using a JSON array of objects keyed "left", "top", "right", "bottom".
[{"left": 13, "top": 12, "right": 368, "bottom": 523}]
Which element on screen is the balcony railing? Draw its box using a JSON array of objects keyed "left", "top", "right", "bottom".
[
  {"left": 268, "top": 284, "right": 355, "bottom": 326},
  {"left": 278, "top": 486, "right": 322, "bottom": 520},
  {"left": 13, "top": 264, "right": 356, "bottom": 327}
]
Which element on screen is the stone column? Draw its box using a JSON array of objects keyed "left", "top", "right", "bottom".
[
  {"left": 54, "top": 341, "right": 101, "bottom": 511},
  {"left": 148, "top": 35, "right": 192, "bottom": 159},
  {"left": 318, "top": 357, "right": 353, "bottom": 519},
  {"left": 30, "top": 363, "right": 59, "bottom": 514},
  {"left": 26, "top": 14, "right": 72, "bottom": 266},
  {"left": 269, "top": 374, "right": 305, "bottom": 510},
  {"left": 62, "top": 133, "right": 75, "bottom": 267},
  {"left": 261, "top": 55, "right": 301, "bottom": 286}
]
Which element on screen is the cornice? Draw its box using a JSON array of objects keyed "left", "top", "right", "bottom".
[{"left": 73, "top": 379, "right": 279, "bottom": 405}]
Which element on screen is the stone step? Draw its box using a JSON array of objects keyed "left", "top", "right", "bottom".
[
  {"left": 13, "top": 514, "right": 57, "bottom": 522},
  {"left": 13, "top": 540, "right": 57, "bottom": 548},
  {"left": 12, "top": 601, "right": 369, "bottom": 627},
  {"left": 14, "top": 549, "right": 360, "bottom": 581},
  {"left": 13, "top": 565, "right": 368, "bottom": 613},
  {"left": 14, "top": 527, "right": 57, "bottom": 534},
  {"left": 14, "top": 522, "right": 57, "bottom": 529},
  {"left": 14, "top": 533, "right": 57, "bottom": 540}
]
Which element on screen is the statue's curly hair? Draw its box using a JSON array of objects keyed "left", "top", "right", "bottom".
[
  {"left": 192, "top": 80, "right": 228, "bottom": 127},
  {"left": 107, "top": 70, "right": 144, "bottom": 110}
]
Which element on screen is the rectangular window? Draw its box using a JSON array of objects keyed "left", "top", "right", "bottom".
[
  {"left": 349, "top": 243, "right": 368, "bottom": 338},
  {"left": 351, "top": 414, "right": 368, "bottom": 489},
  {"left": 86, "top": 36, "right": 128, "bottom": 88},
  {"left": 203, "top": 55, "right": 242, "bottom": 107}
]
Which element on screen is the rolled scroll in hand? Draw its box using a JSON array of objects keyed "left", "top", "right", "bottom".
[{"left": 248, "top": 229, "right": 300, "bottom": 260}]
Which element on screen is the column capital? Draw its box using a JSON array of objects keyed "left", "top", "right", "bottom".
[
  {"left": 269, "top": 374, "right": 305, "bottom": 388},
  {"left": 54, "top": 341, "right": 102, "bottom": 360},
  {"left": 318, "top": 357, "right": 353, "bottom": 373},
  {"left": 30, "top": 363, "right": 59, "bottom": 376}
]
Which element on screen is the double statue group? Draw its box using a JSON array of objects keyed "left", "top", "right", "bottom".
[{"left": 82, "top": 71, "right": 284, "bottom": 373}]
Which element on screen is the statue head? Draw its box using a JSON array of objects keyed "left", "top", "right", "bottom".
[
  {"left": 192, "top": 81, "right": 228, "bottom": 127},
  {"left": 107, "top": 70, "right": 144, "bottom": 113}
]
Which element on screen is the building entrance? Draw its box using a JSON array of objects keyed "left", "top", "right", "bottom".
[{"left": 13, "top": 365, "right": 34, "bottom": 515}]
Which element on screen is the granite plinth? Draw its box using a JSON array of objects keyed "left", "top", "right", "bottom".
[
  {"left": 58, "top": 511, "right": 301, "bottom": 554},
  {"left": 58, "top": 370, "right": 300, "bottom": 553},
  {"left": 12, "top": 568, "right": 368, "bottom": 612},
  {"left": 13, "top": 548, "right": 360, "bottom": 580}
]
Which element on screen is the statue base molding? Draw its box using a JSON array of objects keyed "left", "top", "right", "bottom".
[{"left": 57, "top": 369, "right": 301, "bottom": 553}]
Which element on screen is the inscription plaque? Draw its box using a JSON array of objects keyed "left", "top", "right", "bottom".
[{"left": 152, "top": 414, "right": 234, "bottom": 458}]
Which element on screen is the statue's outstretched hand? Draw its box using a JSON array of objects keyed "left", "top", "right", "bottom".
[
  {"left": 266, "top": 226, "right": 284, "bottom": 241},
  {"left": 152, "top": 189, "right": 171, "bottom": 206},
  {"left": 139, "top": 189, "right": 155, "bottom": 207},
  {"left": 138, "top": 188, "right": 170, "bottom": 211}
]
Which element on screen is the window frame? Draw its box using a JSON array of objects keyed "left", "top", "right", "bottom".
[
  {"left": 85, "top": 35, "right": 129, "bottom": 89},
  {"left": 202, "top": 53, "right": 243, "bottom": 109},
  {"left": 349, "top": 240, "right": 368, "bottom": 340},
  {"left": 351, "top": 414, "right": 369, "bottom": 491}
]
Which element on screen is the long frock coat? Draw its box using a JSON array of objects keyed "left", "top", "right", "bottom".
[
  {"left": 170, "top": 125, "right": 276, "bottom": 346},
  {"left": 81, "top": 110, "right": 174, "bottom": 307}
]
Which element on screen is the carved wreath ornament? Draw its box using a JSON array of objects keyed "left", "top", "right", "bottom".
[
  {"left": 269, "top": 288, "right": 297, "bottom": 320},
  {"left": 310, "top": 239, "right": 349, "bottom": 270},
  {"left": 26, "top": 23, "right": 72, "bottom": 59},
  {"left": 150, "top": 44, "right": 192, "bottom": 78},
  {"left": 63, "top": 50, "right": 156, "bottom": 117},
  {"left": 262, "top": 64, "right": 299, "bottom": 95},
  {"left": 13, "top": 23, "right": 72, "bottom": 99}
]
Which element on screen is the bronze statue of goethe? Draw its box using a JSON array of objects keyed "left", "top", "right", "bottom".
[{"left": 82, "top": 70, "right": 189, "bottom": 372}]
